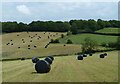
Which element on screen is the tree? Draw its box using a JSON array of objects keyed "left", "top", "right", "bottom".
[
  {"left": 82, "top": 37, "right": 98, "bottom": 53},
  {"left": 66, "top": 39, "right": 73, "bottom": 44},
  {"left": 71, "top": 23, "right": 78, "bottom": 34},
  {"left": 61, "top": 34, "right": 65, "bottom": 38}
]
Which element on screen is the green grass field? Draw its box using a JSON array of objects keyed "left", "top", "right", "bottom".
[
  {"left": 2, "top": 51, "right": 118, "bottom": 82},
  {"left": 59, "top": 33, "right": 119, "bottom": 45},
  {"left": 95, "top": 28, "right": 120, "bottom": 34}
]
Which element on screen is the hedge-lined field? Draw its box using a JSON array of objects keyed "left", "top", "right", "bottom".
[
  {"left": 59, "top": 33, "right": 119, "bottom": 45},
  {"left": 95, "top": 28, "right": 120, "bottom": 34},
  {"left": 2, "top": 51, "right": 118, "bottom": 82}
]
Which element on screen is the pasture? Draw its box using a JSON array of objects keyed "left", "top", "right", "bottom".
[
  {"left": 95, "top": 28, "right": 120, "bottom": 34},
  {"left": 2, "top": 51, "right": 118, "bottom": 82},
  {"left": 59, "top": 33, "right": 119, "bottom": 45}
]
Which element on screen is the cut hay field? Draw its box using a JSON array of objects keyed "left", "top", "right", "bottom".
[
  {"left": 95, "top": 28, "right": 120, "bottom": 34},
  {"left": 2, "top": 51, "right": 118, "bottom": 82},
  {"left": 59, "top": 33, "right": 119, "bottom": 45},
  {"left": 2, "top": 32, "right": 83, "bottom": 59}
]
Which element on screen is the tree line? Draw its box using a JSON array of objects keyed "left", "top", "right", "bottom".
[{"left": 1, "top": 19, "right": 120, "bottom": 34}]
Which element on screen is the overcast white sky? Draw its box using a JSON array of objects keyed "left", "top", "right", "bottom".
[{"left": 1, "top": 2, "right": 118, "bottom": 23}]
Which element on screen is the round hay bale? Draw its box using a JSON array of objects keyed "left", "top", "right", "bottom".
[
  {"left": 64, "top": 44, "right": 66, "bottom": 46},
  {"left": 34, "top": 45, "right": 37, "bottom": 48},
  {"left": 6, "top": 43, "right": 10, "bottom": 45},
  {"left": 104, "top": 53, "right": 107, "bottom": 56},
  {"left": 89, "top": 53, "right": 93, "bottom": 56},
  {"left": 30, "top": 40, "right": 32, "bottom": 42},
  {"left": 83, "top": 54, "right": 87, "bottom": 57},
  {"left": 48, "top": 56, "right": 54, "bottom": 61},
  {"left": 28, "top": 45, "right": 30, "bottom": 47},
  {"left": 18, "top": 47, "right": 20, "bottom": 48},
  {"left": 77, "top": 55, "right": 83, "bottom": 60},
  {"left": 11, "top": 43, "right": 13, "bottom": 45},
  {"left": 22, "top": 39, "right": 24, "bottom": 41},
  {"left": 100, "top": 54, "right": 105, "bottom": 58},
  {"left": 23, "top": 41, "right": 25, "bottom": 43},
  {"left": 10, "top": 40, "right": 12, "bottom": 41},
  {"left": 28, "top": 48, "right": 30, "bottom": 49},
  {"left": 35, "top": 60, "right": 51, "bottom": 73},
  {"left": 21, "top": 58, "right": 26, "bottom": 60},
  {"left": 32, "top": 57, "right": 39, "bottom": 63},
  {"left": 45, "top": 45, "right": 48, "bottom": 48},
  {"left": 17, "top": 35, "right": 19, "bottom": 36},
  {"left": 35, "top": 34, "right": 37, "bottom": 35},
  {"left": 44, "top": 57, "right": 53, "bottom": 64}
]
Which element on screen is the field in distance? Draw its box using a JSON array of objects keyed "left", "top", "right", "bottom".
[
  {"left": 59, "top": 33, "right": 119, "bottom": 45},
  {"left": 95, "top": 28, "right": 120, "bottom": 34},
  {"left": 2, "top": 32, "right": 83, "bottom": 59},
  {"left": 2, "top": 51, "right": 118, "bottom": 82}
]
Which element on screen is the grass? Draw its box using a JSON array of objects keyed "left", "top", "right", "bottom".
[
  {"left": 95, "top": 28, "right": 120, "bottom": 34},
  {"left": 2, "top": 51, "right": 118, "bottom": 82},
  {"left": 59, "top": 33, "right": 119, "bottom": 45}
]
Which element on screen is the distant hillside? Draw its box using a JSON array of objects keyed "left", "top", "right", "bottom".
[{"left": 95, "top": 28, "right": 120, "bottom": 34}]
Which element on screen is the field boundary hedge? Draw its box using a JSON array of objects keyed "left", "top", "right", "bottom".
[
  {"left": 1, "top": 48, "right": 118, "bottom": 61},
  {"left": 80, "top": 32, "right": 120, "bottom": 36}
]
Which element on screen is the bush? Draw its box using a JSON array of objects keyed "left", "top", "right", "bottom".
[
  {"left": 66, "top": 39, "right": 73, "bottom": 44},
  {"left": 50, "top": 39, "right": 60, "bottom": 43},
  {"left": 61, "top": 34, "right": 65, "bottom": 38}
]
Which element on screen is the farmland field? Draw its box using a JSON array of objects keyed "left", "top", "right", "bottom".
[
  {"left": 59, "top": 33, "right": 119, "bottom": 45},
  {"left": 2, "top": 32, "right": 84, "bottom": 59},
  {"left": 2, "top": 51, "right": 118, "bottom": 82},
  {"left": 95, "top": 28, "right": 120, "bottom": 34}
]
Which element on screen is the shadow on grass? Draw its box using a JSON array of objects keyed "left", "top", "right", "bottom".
[{"left": 31, "top": 72, "right": 47, "bottom": 74}]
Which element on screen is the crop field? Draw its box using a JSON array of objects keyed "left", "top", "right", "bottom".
[
  {"left": 59, "top": 33, "right": 119, "bottom": 45},
  {"left": 2, "top": 51, "right": 118, "bottom": 82},
  {"left": 2, "top": 32, "right": 83, "bottom": 59},
  {"left": 95, "top": 28, "right": 120, "bottom": 34}
]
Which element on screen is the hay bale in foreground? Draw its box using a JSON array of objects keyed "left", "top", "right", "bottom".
[
  {"left": 32, "top": 57, "right": 39, "bottom": 63},
  {"left": 48, "top": 56, "right": 54, "bottom": 61},
  {"left": 34, "top": 45, "right": 37, "bottom": 48},
  {"left": 100, "top": 54, "right": 105, "bottom": 58},
  {"left": 77, "top": 55, "right": 83, "bottom": 60},
  {"left": 44, "top": 57, "right": 53, "bottom": 64},
  {"left": 35, "top": 60, "right": 51, "bottom": 73}
]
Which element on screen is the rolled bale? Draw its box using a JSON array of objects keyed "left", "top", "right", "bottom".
[
  {"left": 83, "top": 54, "right": 87, "bottom": 57},
  {"left": 44, "top": 57, "right": 53, "bottom": 64},
  {"left": 23, "top": 41, "right": 25, "bottom": 43},
  {"left": 22, "top": 39, "right": 24, "bottom": 41},
  {"left": 28, "top": 48, "right": 31, "bottom": 49},
  {"left": 100, "top": 54, "right": 105, "bottom": 58},
  {"left": 17, "top": 35, "right": 19, "bottom": 36},
  {"left": 21, "top": 58, "right": 26, "bottom": 60},
  {"left": 28, "top": 45, "right": 30, "bottom": 47},
  {"left": 48, "top": 56, "right": 54, "bottom": 61},
  {"left": 32, "top": 57, "right": 39, "bottom": 63},
  {"left": 77, "top": 55, "right": 83, "bottom": 60},
  {"left": 18, "top": 47, "right": 20, "bottom": 48},
  {"left": 6, "top": 43, "right": 10, "bottom": 45},
  {"left": 104, "top": 53, "right": 107, "bottom": 56},
  {"left": 30, "top": 40, "right": 32, "bottom": 42},
  {"left": 35, "top": 60, "right": 51, "bottom": 73},
  {"left": 10, "top": 40, "right": 12, "bottom": 41},
  {"left": 34, "top": 45, "right": 37, "bottom": 48},
  {"left": 89, "top": 53, "right": 93, "bottom": 56},
  {"left": 64, "top": 44, "right": 66, "bottom": 46},
  {"left": 11, "top": 43, "right": 14, "bottom": 45}
]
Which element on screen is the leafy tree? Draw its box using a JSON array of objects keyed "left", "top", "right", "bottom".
[
  {"left": 66, "top": 39, "right": 73, "bottom": 44},
  {"left": 82, "top": 37, "right": 98, "bottom": 53}
]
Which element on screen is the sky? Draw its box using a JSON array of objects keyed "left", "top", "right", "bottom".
[{"left": 1, "top": 2, "right": 118, "bottom": 23}]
